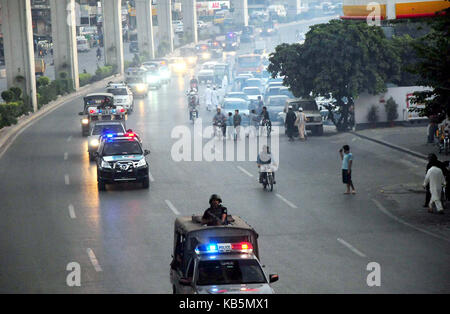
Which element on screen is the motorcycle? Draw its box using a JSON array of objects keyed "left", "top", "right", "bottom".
[
  {"left": 260, "top": 119, "right": 272, "bottom": 137},
  {"left": 259, "top": 164, "right": 275, "bottom": 191},
  {"left": 213, "top": 121, "right": 224, "bottom": 139}
]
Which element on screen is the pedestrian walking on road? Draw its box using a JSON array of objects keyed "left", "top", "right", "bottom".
[
  {"left": 424, "top": 165, "right": 446, "bottom": 214},
  {"left": 233, "top": 110, "right": 242, "bottom": 141},
  {"left": 339, "top": 145, "right": 356, "bottom": 194},
  {"left": 226, "top": 112, "right": 234, "bottom": 140},
  {"left": 211, "top": 86, "right": 219, "bottom": 109},
  {"left": 428, "top": 114, "right": 438, "bottom": 143},
  {"left": 204, "top": 85, "right": 213, "bottom": 111},
  {"left": 295, "top": 107, "right": 307, "bottom": 141},
  {"left": 285, "top": 106, "right": 297, "bottom": 141}
]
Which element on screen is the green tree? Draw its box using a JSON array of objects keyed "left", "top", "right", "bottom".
[
  {"left": 409, "top": 6, "right": 450, "bottom": 119},
  {"left": 268, "top": 19, "right": 400, "bottom": 131}
]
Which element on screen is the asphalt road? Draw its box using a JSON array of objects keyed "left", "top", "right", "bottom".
[{"left": 0, "top": 16, "right": 449, "bottom": 294}]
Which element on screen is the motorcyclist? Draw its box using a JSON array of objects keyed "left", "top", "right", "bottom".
[
  {"left": 187, "top": 90, "right": 199, "bottom": 120},
  {"left": 213, "top": 107, "right": 226, "bottom": 137},
  {"left": 190, "top": 76, "right": 198, "bottom": 90},
  {"left": 257, "top": 145, "right": 276, "bottom": 184},
  {"left": 259, "top": 106, "right": 272, "bottom": 135},
  {"left": 201, "top": 194, "right": 228, "bottom": 226}
]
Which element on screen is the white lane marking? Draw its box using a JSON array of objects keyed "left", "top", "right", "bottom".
[
  {"left": 64, "top": 174, "right": 70, "bottom": 185},
  {"left": 237, "top": 166, "right": 254, "bottom": 178},
  {"left": 64, "top": 152, "right": 68, "bottom": 161},
  {"left": 148, "top": 170, "right": 155, "bottom": 182},
  {"left": 67, "top": 136, "right": 72, "bottom": 143},
  {"left": 87, "top": 248, "right": 103, "bottom": 272},
  {"left": 68, "top": 204, "right": 76, "bottom": 219},
  {"left": 275, "top": 193, "right": 298, "bottom": 209},
  {"left": 165, "top": 200, "right": 180, "bottom": 215},
  {"left": 372, "top": 199, "right": 450, "bottom": 243},
  {"left": 337, "top": 238, "right": 367, "bottom": 258}
]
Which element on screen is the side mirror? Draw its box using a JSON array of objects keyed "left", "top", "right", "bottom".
[
  {"left": 79, "top": 112, "right": 84, "bottom": 116},
  {"left": 179, "top": 278, "right": 192, "bottom": 286},
  {"left": 144, "top": 149, "right": 150, "bottom": 156},
  {"left": 269, "top": 274, "right": 279, "bottom": 283}
]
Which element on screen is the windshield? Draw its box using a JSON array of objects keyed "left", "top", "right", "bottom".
[
  {"left": 268, "top": 97, "right": 288, "bottom": 107},
  {"left": 103, "top": 141, "right": 143, "bottom": 156},
  {"left": 107, "top": 88, "right": 128, "bottom": 96},
  {"left": 197, "top": 259, "right": 266, "bottom": 286},
  {"left": 292, "top": 101, "right": 318, "bottom": 111},
  {"left": 226, "top": 93, "right": 248, "bottom": 101},
  {"left": 280, "top": 89, "right": 294, "bottom": 98},
  {"left": 245, "top": 80, "right": 262, "bottom": 88},
  {"left": 127, "top": 77, "right": 145, "bottom": 84},
  {"left": 224, "top": 101, "right": 249, "bottom": 110},
  {"left": 92, "top": 124, "right": 124, "bottom": 136},
  {"left": 238, "top": 56, "right": 261, "bottom": 68},
  {"left": 243, "top": 88, "right": 261, "bottom": 96}
]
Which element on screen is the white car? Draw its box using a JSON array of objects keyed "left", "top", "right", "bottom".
[
  {"left": 242, "top": 87, "right": 263, "bottom": 103},
  {"left": 175, "top": 24, "right": 184, "bottom": 34},
  {"left": 106, "top": 83, "right": 134, "bottom": 113},
  {"left": 197, "top": 20, "right": 207, "bottom": 30}
]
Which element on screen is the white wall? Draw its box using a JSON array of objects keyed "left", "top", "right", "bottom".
[{"left": 354, "top": 86, "right": 429, "bottom": 125}]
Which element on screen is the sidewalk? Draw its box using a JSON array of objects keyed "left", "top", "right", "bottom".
[{"left": 352, "top": 125, "right": 450, "bottom": 241}]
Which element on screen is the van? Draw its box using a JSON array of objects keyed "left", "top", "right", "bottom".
[
  {"left": 267, "top": 5, "right": 287, "bottom": 18},
  {"left": 76, "top": 36, "right": 90, "bottom": 52},
  {"left": 283, "top": 98, "right": 324, "bottom": 136}
]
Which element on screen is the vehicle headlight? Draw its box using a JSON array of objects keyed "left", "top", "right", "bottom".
[
  {"left": 187, "top": 57, "right": 196, "bottom": 64},
  {"left": 90, "top": 139, "right": 99, "bottom": 147},
  {"left": 136, "top": 158, "right": 146, "bottom": 168},
  {"left": 101, "top": 159, "right": 111, "bottom": 169},
  {"left": 82, "top": 118, "right": 89, "bottom": 125},
  {"left": 175, "top": 63, "right": 186, "bottom": 71},
  {"left": 136, "top": 83, "right": 147, "bottom": 92},
  {"left": 161, "top": 70, "right": 170, "bottom": 79},
  {"left": 202, "top": 52, "right": 211, "bottom": 59}
]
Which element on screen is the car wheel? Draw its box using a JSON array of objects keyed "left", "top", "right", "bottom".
[
  {"left": 142, "top": 178, "right": 150, "bottom": 189},
  {"left": 98, "top": 181, "right": 106, "bottom": 191},
  {"left": 317, "top": 125, "right": 324, "bottom": 136}
]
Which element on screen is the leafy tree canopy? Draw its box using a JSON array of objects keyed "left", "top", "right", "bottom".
[{"left": 268, "top": 19, "right": 400, "bottom": 131}]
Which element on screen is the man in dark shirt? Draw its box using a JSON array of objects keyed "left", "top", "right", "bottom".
[
  {"left": 202, "top": 194, "right": 228, "bottom": 226},
  {"left": 285, "top": 106, "right": 297, "bottom": 141}
]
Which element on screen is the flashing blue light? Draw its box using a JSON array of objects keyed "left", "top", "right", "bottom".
[
  {"left": 106, "top": 134, "right": 113, "bottom": 138},
  {"left": 208, "top": 244, "right": 217, "bottom": 252},
  {"left": 228, "top": 33, "right": 233, "bottom": 37}
]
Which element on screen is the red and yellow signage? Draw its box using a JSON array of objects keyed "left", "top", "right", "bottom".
[{"left": 342, "top": 0, "right": 449, "bottom": 19}]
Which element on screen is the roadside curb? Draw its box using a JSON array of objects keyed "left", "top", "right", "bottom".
[
  {"left": 350, "top": 131, "right": 428, "bottom": 160},
  {"left": 0, "top": 74, "right": 124, "bottom": 158}
]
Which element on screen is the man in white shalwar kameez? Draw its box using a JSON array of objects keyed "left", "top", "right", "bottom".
[
  {"left": 204, "top": 85, "right": 213, "bottom": 111},
  {"left": 423, "top": 165, "right": 446, "bottom": 214},
  {"left": 211, "top": 87, "right": 219, "bottom": 110}
]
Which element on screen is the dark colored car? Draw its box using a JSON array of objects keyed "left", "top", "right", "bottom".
[{"left": 95, "top": 133, "right": 151, "bottom": 191}]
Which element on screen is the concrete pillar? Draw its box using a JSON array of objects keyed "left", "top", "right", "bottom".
[
  {"left": 50, "top": 0, "right": 79, "bottom": 90},
  {"left": 136, "top": 0, "right": 155, "bottom": 59},
  {"left": 231, "top": 0, "right": 248, "bottom": 27},
  {"left": 387, "top": 1, "right": 396, "bottom": 20},
  {"left": 101, "top": 0, "right": 124, "bottom": 74},
  {"left": 182, "top": 0, "right": 198, "bottom": 44},
  {"left": 1, "top": 0, "right": 37, "bottom": 112},
  {"left": 287, "top": 0, "right": 301, "bottom": 19},
  {"left": 158, "top": 0, "right": 174, "bottom": 53}
]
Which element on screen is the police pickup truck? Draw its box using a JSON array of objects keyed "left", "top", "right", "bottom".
[
  {"left": 170, "top": 215, "right": 279, "bottom": 294},
  {"left": 79, "top": 93, "right": 126, "bottom": 136}
]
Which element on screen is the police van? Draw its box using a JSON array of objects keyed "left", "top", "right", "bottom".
[
  {"left": 170, "top": 215, "right": 279, "bottom": 294},
  {"left": 78, "top": 93, "right": 126, "bottom": 136}
]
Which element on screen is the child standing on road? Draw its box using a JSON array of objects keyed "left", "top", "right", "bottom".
[{"left": 339, "top": 145, "right": 356, "bottom": 194}]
